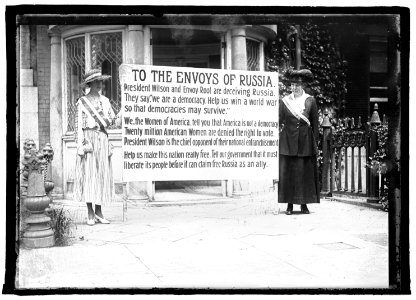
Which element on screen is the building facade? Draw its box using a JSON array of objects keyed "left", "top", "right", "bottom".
[
  {"left": 18, "top": 16, "right": 398, "bottom": 202},
  {"left": 19, "top": 23, "right": 278, "bottom": 200}
]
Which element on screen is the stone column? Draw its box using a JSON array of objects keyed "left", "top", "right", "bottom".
[
  {"left": 126, "top": 25, "right": 144, "bottom": 64},
  {"left": 230, "top": 27, "right": 250, "bottom": 196},
  {"left": 48, "top": 31, "right": 63, "bottom": 195},
  {"left": 143, "top": 26, "right": 152, "bottom": 65},
  {"left": 125, "top": 25, "right": 149, "bottom": 201},
  {"left": 231, "top": 27, "right": 247, "bottom": 71}
]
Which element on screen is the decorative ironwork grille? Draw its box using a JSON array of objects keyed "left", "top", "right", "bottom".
[
  {"left": 91, "top": 32, "right": 123, "bottom": 118},
  {"left": 65, "top": 37, "right": 85, "bottom": 132},
  {"left": 246, "top": 39, "right": 260, "bottom": 71}
]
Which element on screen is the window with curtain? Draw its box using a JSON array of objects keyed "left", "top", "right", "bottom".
[{"left": 65, "top": 31, "right": 123, "bottom": 133}]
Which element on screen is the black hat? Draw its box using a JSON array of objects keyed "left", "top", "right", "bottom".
[{"left": 289, "top": 69, "right": 313, "bottom": 83}]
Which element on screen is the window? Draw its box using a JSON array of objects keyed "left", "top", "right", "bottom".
[
  {"left": 65, "top": 37, "right": 85, "bottom": 132},
  {"left": 65, "top": 31, "right": 123, "bottom": 133},
  {"left": 90, "top": 32, "right": 123, "bottom": 116},
  {"left": 246, "top": 39, "right": 260, "bottom": 71}
]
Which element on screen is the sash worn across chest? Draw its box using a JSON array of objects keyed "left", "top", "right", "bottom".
[
  {"left": 79, "top": 96, "right": 111, "bottom": 129},
  {"left": 282, "top": 95, "right": 311, "bottom": 127}
]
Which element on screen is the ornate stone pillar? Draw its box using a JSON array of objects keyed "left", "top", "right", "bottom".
[
  {"left": 21, "top": 147, "right": 55, "bottom": 248},
  {"left": 48, "top": 29, "right": 63, "bottom": 195}
]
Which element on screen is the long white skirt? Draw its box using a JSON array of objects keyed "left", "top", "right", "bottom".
[{"left": 74, "top": 129, "right": 113, "bottom": 205}]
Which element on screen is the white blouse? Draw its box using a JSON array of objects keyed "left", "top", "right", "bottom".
[
  {"left": 75, "top": 94, "right": 115, "bottom": 147},
  {"left": 285, "top": 90, "right": 310, "bottom": 115}
]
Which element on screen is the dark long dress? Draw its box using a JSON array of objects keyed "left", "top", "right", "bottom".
[{"left": 278, "top": 94, "right": 320, "bottom": 204}]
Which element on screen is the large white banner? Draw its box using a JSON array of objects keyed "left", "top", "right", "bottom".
[{"left": 119, "top": 64, "right": 279, "bottom": 181}]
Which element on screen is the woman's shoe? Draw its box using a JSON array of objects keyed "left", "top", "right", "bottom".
[
  {"left": 285, "top": 204, "right": 293, "bottom": 215},
  {"left": 95, "top": 214, "right": 110, "bottom": 224},
  {"left": 87, "top": 218, "right": 95, "bottom": 226},
  {"left": 301, "top": 205, "right": 310, "bottom": 214}
]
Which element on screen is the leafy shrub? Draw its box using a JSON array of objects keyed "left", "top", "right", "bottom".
[
  {"left": 367, "top": 123, "right": 389, "bottom": 211},
  {"left": 47, "top": 206, "right": 76, "bottom": 246}
]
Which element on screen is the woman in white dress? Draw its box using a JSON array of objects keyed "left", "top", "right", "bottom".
[{"left": 74, "top": 69, "right": 119, "bottom": 225}]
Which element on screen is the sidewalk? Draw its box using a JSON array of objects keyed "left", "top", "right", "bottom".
[{"left": 16, "top": 192, "right": 389, "bottom": 290}]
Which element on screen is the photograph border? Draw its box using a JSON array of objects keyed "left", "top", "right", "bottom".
[{"left": 3, "top": 4, "right": 410, "bottom": 295}]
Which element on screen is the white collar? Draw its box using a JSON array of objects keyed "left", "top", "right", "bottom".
[
  {"left": 285, "top": 91, "right": 310, "bottom": 113},
  {"left": 290, "top": 91, "right": 310, "bottom": 102}
]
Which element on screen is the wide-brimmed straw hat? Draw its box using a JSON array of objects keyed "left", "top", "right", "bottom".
[
  {"left": 289, "top": 69, "right": 313, "bottom": 83},
  {"left": 81, "top": 69, "right": 111, "bottom": 87}
]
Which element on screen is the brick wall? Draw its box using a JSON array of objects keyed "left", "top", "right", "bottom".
[{"left": 36, "top": 25, "right": 51, "bottom": 149}]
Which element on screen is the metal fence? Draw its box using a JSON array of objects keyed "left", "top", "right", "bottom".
[{"left": 320, "top": 104, "right": 387, "bottom": 200}]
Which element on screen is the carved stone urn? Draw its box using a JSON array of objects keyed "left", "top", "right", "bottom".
[
  {"left": 21, "top": 139, "right": 37, "bottom": 197},
  {"left": 42, "top": 143, "right": 55, "bottom": 195},
  {"left": 21, "top": 148, "right": 55, "bottom": 248}
]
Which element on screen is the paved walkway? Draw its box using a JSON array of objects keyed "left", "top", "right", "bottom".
[{"left": 16, "top": 192, "right": 388, "bottom": 290}]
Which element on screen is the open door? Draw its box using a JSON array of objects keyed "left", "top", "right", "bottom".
[{"left": 151, "top": 27, "right": 224, "bottom": 198}]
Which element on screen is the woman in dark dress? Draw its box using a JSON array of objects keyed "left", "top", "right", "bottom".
[{"left": 278, "top": 69, "right": 320, "bottom": 215}]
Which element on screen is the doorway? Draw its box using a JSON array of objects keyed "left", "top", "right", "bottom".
[{"left": 151, "top": 27, "right": 224, "bottom": 198}]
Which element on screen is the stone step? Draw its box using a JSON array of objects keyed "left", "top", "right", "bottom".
[{"left": 146, "top": 197, "right": 236, "bottom": 207}]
